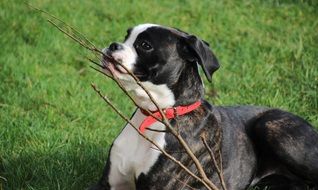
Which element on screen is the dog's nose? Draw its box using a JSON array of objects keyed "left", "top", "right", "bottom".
[{"left": 109, "top": 42, "right": 123, "bottom": 52}]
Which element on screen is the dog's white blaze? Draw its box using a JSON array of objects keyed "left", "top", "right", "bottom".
[
  {"left": 125, "top": 23, "right": 159, "bottom": 47},
  {"left": 111, "top": 24, "right": 159, "bottom": 72},
  {"left": 108, "top": 109, "right": 166, "bottom": 189}
]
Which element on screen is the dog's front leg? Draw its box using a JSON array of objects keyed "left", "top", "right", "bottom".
[
  {"left": 89, "top": 146, "right": 135, "bottom": 190},
  {"left": 90, "top": 126, "right": 135, "bottom": 190},
  {"left": 90, "top": 110, "right": 146, "bottom": 190}
]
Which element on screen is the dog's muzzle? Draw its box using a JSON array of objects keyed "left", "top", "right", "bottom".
[{"left": 102, "top": 46, "right": 127, "bottom": 75}]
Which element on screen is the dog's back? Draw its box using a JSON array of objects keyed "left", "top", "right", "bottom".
[{"left": 215, "top": 105, "right": 318, "bottom": 189}]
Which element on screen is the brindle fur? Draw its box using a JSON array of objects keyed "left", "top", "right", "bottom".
[{"left": 92, "top": 101, "right": 318, "bottom": 189}]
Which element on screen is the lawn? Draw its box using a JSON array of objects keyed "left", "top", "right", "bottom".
[{"left": 0, "top": 0, "right": 317, "bottom": 189}]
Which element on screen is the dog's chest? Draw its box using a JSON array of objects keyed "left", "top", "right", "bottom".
[{"left": 108, "top": 109, "right": 166, "bottom": 187}]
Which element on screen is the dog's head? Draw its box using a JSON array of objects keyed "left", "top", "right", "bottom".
[{"left": 102, "top": 24, "right": 219, "bottom": 111}]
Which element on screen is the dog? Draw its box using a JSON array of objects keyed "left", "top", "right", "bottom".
[{"left": 90, "top": 24, "right": 318, "bottom": 190}]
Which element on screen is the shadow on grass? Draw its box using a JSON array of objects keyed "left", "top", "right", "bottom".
[{"left": 1, "top": 140, "right": 110, "bottom": 190}]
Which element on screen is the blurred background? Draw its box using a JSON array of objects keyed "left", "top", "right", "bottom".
[{"left": 0, "top": 0, "right": 317, "bottom": 189}]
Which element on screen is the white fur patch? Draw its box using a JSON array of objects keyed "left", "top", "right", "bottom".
[
  {"left": 108, "top": 109, "right": 166, "bottom": 189},
  {"left": 132, "top": 82, "right": 175, "bottom": 111}
]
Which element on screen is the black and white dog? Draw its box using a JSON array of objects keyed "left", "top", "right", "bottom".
[{"left": 90, "top": 24, "right": 318, "bottom": 190}]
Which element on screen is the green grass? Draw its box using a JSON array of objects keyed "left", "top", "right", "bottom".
[{"left": 0, "top": 0, "right": 317, "bottom": 189}]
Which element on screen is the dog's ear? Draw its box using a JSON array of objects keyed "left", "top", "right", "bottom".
[{"left": 179, "top": 35, "right": 219, "bottom": 82}]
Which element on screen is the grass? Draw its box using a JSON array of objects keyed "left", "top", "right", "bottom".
[{"left": 0, "top": 0, "right": 317, "bottom": 189}]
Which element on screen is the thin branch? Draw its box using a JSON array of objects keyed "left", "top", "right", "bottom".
[
  {"left": 180, "top": 172, "right": 196, "bottom": 190},
  {"left": 31, "top": 5, "right": 222, "bottom": 189},
  {"left": 27, "top": 3, "right": 95, "bottom": 46},
  {"left": 161, "top": 170, "right": 199, "bottom": 190},
  {"left": 200, "top": 133, "right": 227, "bottom": 190},
  {"left": 38, "top": 8, "right": 179, "bottom": 132},
  {"left": 87, "top": 58, "right": 104, "bottom": 69},
  {"left": 46, "top": 18, "right": 170, "bottom": 129},
  {"left": 47, "top": 19, "right": 100, "bottom": 54},
  {"left": 218, "top": 149, "right": 224, "bottom": 186},
  {"left": 149, "top": 146, "right": 187, "bottom": 154},
  {"left": 27, "top": 3, "right": 100, "bottom": 60}
]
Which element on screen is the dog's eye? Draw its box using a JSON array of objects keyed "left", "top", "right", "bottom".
[{"left": 140, "top": 41, "right": 153, "bottom": 51}]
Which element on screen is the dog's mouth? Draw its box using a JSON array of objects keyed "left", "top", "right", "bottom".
[{"left": 102, "top": 54, "right": 128, "bottom": 75}]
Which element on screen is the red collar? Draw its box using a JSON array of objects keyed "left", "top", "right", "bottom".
[{"left": 139, "top": 101, "right": 202, "bottom": 133}]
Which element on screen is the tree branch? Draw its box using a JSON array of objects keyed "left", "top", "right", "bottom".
[
  {"left": 200, "top": 133, "right": 227, "bottom": 190},
  {"left": 28, "top": 5, "right": 223, "bottom": 189}
]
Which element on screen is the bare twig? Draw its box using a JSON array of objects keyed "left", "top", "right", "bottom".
[
  {"left": 27, "top": 3, "right": 102, "bottom": 63},
  {"left": 27, "top": 3, "right": 97, "bottom": 49},
  {"left": 180, "top": 172, "right": 196, "bottom": 190},
  {"left": 28, "top": 5, "right": 167, "bottom": 126},
  {"left": 30, "top": 5, "right": 222, "bottom": 189},
  {"left": 47, "top": 19, "right": 101, "bottom": 54},
  {"left": 161, "top": 170, "right": 199, "bottom": 190},
  {"left": 218, "top": 149, "right": 224, "bottom": 186},
  {"left": 200, "top": 133, "right": 227, "bottom": 190},
  {"left": 87, "top": 58, "right": 104, "bottom": 69}
]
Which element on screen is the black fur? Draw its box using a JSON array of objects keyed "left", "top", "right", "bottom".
[
  {"left": 91, "top": 25, "right": 318, "bottom": 190},
  {"left": 179, "top": 35, "right": 219, "bottom": 82}
]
